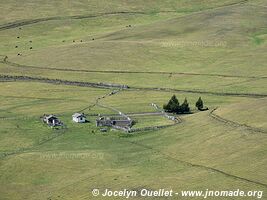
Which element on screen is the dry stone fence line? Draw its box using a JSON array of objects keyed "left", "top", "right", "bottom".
[
  {"left": 0, "top": 128, "right": 67, "bottom": 160},
  {"left": 209, "top": 107, "right": 267, "bottom": 134},
  {"left": 125, "top": 141, "right": 267, "bottom": 188},
  {"left": 128, "top": 123, "right": 180, "bottom": 133},
  {"left": 0, "top": 74, "right": 129, "bottom": 89},
  {"left": 1, "top": 56, "right": 267, "bottom": 98},
  {"left": 0, "top": 11, "right": 147, "bottom": 31},
  {"left": 0, "top": 75, "right": 265, "bottom": 134},
  {"left": 77, "top": 89, "right": 121, "bottom": 114},
  {"left": 151, "top": 102, "right": 182, "bottom": 123},
  {"left": 131, "top": 86, "right": 267, "bottom": 98},
  {"left": 0, "top": 116, "right": 36, "bottom": 121},
  {"left": 0, "top": 0, "right": 252, "bottom": 32},
  {"left": 2, "top": 56, "right": 267, "bottom": 80},
  {"left": 1, "top": 73, "right": 266, "bottom": 98},
  {"left": 125, "top": 103, "right": 182, "bottom": 133},
  {"left": 96, "top": 102, "right": 130, "bottom": 120},
  {"left": 75, "top": 89, "right": 182, "bottom": 133}
]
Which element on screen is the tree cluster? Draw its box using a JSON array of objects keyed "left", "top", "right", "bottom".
[
  {"left": 163, "top": 95, "right": 190, "bottom": 114},
  {"left": 163, "top": 95, "right": 208, "bottom": 113}
]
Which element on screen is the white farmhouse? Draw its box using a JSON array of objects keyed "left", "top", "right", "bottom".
[{"left": 72, "top": 113, "right": 86, "bottom": 123}]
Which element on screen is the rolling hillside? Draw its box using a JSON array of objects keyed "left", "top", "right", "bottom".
[{"left": 0, "top": 0, "right": 266, "bottom": 199}]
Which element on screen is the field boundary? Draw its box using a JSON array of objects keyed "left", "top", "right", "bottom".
[
  {"left": 0, "top": 74, "right": 128, "bottom": 89},
  {"left": 0, "top": 127, "right": 66, "bottom": 160},
  {"left": 2, "top": 57, "right": 266, "bottom": 79},
  {"left": 1, "top": 74, "right": 266, "bottom": 98},
  {"left": 0, "top": 0, "right": 249, "bottom": 31},
  {"left": 0, "top": 11, "right": 146, "bottom": 31},
  {"left": 122, "top": 139, "right": 267, "bottom": 188},
  {"left": 209, "top": 107, "right": 267, "bottom": 134},
  {"left": 90, "top": 91, "right": 181, "bottom": 133},
  {"left": 130, "top": 86, "right": 267, "bottom": 98}
]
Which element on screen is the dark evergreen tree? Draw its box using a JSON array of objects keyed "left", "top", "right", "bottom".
[
  {"left": 180, "top": 98, "right": 190, "bottom": 113},
  {"left": 170, "top": 95, "right": 179, "bottom": 105},
  {"left": 163, "top": 103, "right": 169, "bottom": 111},
  {"left": 163, "top": 95, "right": 179, "bottom": 112},
  {"left": 170, "top": 95, "right": 179, "bottom": 112},
  {"left": 195, "top": 97, "right": 204, "bottom": 110}
]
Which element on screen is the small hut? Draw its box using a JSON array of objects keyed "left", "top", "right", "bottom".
[
  {"left": 43, "top": 115, "right": 62, "bottom": 127},
  {"left": 72, "top": 113, "right": 86, "bottom": 123}
]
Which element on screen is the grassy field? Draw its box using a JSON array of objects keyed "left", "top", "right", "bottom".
[
  {"left": 0, "top": 0, "right": 267, "bottom": 200},
  {"left": 215, "top": 98, "right": 267, "bottom": 131}
]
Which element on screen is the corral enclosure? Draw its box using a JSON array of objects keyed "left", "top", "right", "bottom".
[{"left": 0, "top": 0, "right": 267, "bottom": 200}]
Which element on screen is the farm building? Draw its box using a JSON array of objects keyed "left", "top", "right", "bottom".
[
  {"left": 72, "top": 113, "right": 86, "bottom": 123},
  {"left": 43, "top": 114, "right": 63, "bottom": 127},
  {"left": 96, "top": 116, "right": 133, "bottom": 129}
]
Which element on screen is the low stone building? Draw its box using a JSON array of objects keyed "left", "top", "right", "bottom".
[
  {"left": 96, "top": 116, "right": 133, "bottom": 129},
  {"left": 43, "top": 115, "right": 63, "bottom": 127},
  {"left": 72, "top": 113, "right": 86, "bottom": 123}
]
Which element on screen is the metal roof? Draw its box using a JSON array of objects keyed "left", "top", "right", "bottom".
[{"left": 72, "top": 113, "right": 85, "bottom": 118}]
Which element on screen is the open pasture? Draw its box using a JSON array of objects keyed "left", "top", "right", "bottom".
[{"left": 0, "top": 0, "right": 267, "bottom": 199}]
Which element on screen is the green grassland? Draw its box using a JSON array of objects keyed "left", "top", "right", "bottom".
[
  {"left": 0, "top": 0, "right": 245, "bottom": 23},
  {"left": 215, "top": 98, "right": 267, "bottom": 131},
  {"left": 0, "top": 0, "right": 267, "bottom": 200}
]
